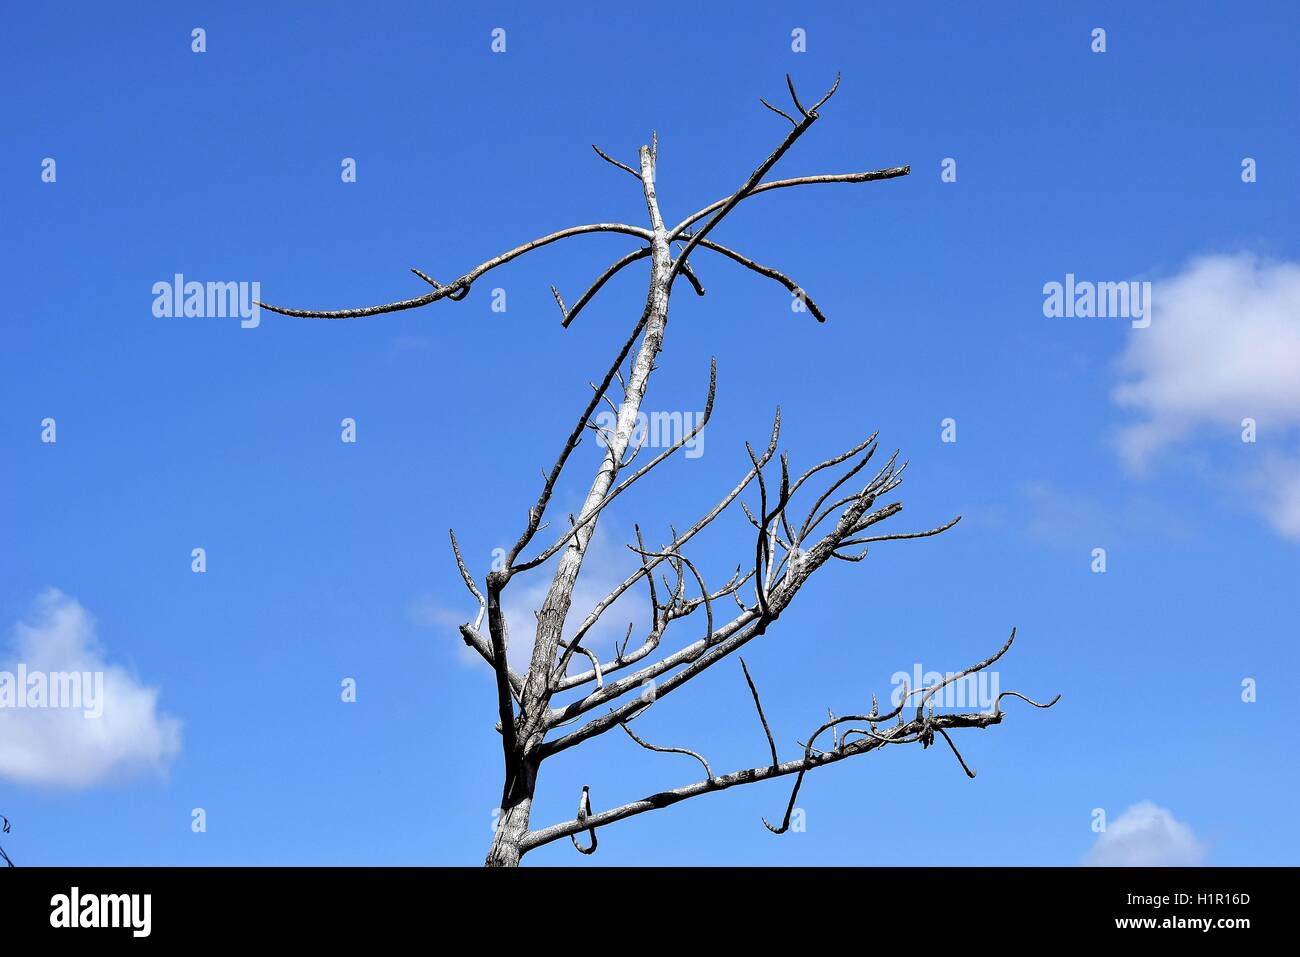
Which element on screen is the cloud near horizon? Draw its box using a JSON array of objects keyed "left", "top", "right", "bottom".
[{"left": 1084, "top": 801, "right": 1207, "bottom": 867}]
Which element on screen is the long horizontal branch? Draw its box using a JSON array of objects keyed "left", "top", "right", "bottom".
[
  {"left": 668, "top": 168, "right": 910, "bottom": 241},
  {"left": 256, "top": 223, "right": 653, "bottom": 318},
  {"left": 558, "top": 168, "right": 907, "bottom": 331},
  {"left": 521, "top": 709, "right": 1005, "bottom": 852}
]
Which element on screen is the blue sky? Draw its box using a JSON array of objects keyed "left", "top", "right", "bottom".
[{"left": 2, "top": 1, "right": 1297, "bottom": 866}]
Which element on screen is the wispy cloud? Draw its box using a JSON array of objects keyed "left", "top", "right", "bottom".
[
  {"left": 1016, "top": 479, "right": 1194, "bottom": 549},
  {"left": 408, "top": 594, "right": 481, "bottom": 665},
  {"left": 389, "top": 335, "right": 432, "bottom": 360},
  {"left": 0, "top": 589, "right": 182, "bottom": 789},
  {"left": 1084, "top": 800, "right": 1207, "bottom": 866}
]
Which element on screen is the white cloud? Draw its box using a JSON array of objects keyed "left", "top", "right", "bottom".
[
  {"left": 0, "top": 589, "right": 182, "bottom": 789},
  {"left": 1084, "top": 801, "right": 1207, "bottom": 867},
  {"left": 1112, "top": 253, "right": 1300, "bottom": 537}
]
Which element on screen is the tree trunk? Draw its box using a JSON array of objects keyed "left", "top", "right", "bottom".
[
  {"left": 485, "top": 797, "right": 532, "bottom": 867},
  {"left": 485, "top": 145, "right": 672, "bottom": 868},
  {"left": 485, "top": 759, "right": 537, "bottom": 867},
  {"left": 515, "top": 144, "right": 671, "bottom": 742}
]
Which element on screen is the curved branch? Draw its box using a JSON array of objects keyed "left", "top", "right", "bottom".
[
  {"left": 667, "top": 114, "right": 814, "bottom": 285},
  {"left": 554, "top": 639, "right": 604, "bottom": 690},
  {"left": 257, "top": 223, "right": 653, "bottom": 319},
  {"left": 688, "top": 237, "right": 829, "bottom": 322},
  {"left": 996, "top": 691, "right": 1063, "bottom": 713},
  {"left": 619, "top": 721, "right": 714, "bottom": 779},
  {"left": 448, "top": 529, "right": 486, "bottom": 630},
  {"left": 556, "top": 247, "right": 651, "bottom": 326},
  {"left": 936, "top": 727, "right": 977, "bottom": 778},
  {"left": 840, "top": 515, "right": 962, "bottom": 548},
  {"left": 570, "top": 786, "right": 597, "bottom": 855},
  {"left": 789, "top": 432, "right": 878, "bottom": 499},
  {"left": 913, "top": 629, "right": 1017, "bottom": 721}
]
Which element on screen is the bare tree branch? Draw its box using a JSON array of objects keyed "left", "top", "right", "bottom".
[
  {"left": 511, "top": 358, "right": 717, "bottom": 573},
  {"left": 448, "top": 529, "right": 486, "bottom": 630},
  {"left": 525, "top": 703, "right": 1048, "bottom": 853},
  {"left": 458, "top": 624, "right": 524, "bottom": 699},
  {"left": 619, "top": 721, "right": 714, "bottom": 779},
  {"left": 257, "top": 223, "right": 653, "bottom": 318},
  {"left": 759, "top": 97, "right": 798, "bottom": 126},
  {"left": 591, "top": 143, "right": 642, "bottom": 180},
  {"left": 684, "top": 236, "right": 829, "bottom": 322},
  {"left": 668, "top": 168, "right": 909, "bottom": 240},
  {"left": 549, "top": 414, "right": 780, "bottom": 694},
  {"left": 524, "top": 633, "right": 1059, "bottom": 851},
  {"left": 740, "top": 658, "right": 779, "bottom": 769},
  {"left": 667, "top": 74, "right": 845, "bottom": 286},
  {"left": 570, "top": 786, "right": 597, "bottom": 855},
  {"left": 839, "top": 515, "right": 962, "bottom": 548},
  {"left": 553, "top": 247, "right": 650, "bottom": 326},
  {"left": 535, "top": 428, "right": 978, "bottom": 764}
]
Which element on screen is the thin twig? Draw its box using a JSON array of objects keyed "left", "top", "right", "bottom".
[{"left": 740, "top": 658, "right": 779, "bottom": 768}]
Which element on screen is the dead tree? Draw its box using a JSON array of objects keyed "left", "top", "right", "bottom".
[{"left": 260, "top": 75, "right": 1058, "bottom": 866}]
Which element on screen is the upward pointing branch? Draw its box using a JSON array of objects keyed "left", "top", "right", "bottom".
[{"left": 667, "top": 74, "right": 843, "bottom": 285}]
